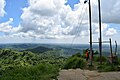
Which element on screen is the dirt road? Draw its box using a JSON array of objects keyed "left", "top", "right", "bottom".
[{"left": 58, "top": 69, "right": 120, "bottom": 80}]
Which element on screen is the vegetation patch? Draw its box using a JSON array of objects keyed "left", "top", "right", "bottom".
[
  {"left": 0, "top": 64, "right": 59, "bottom": 80},
  {"left": 0, "top": 49, "right": 65, "bottom": 80},
  {"left": 63, "top": 53, "right": 86, "bottom": 69}
]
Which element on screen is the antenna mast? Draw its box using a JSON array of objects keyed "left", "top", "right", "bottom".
[
  {"left": 98, "top": 0, "right": 102, "bottom": 64},
  {"left": 88, "top": 0, "right": 93, "bottom": 65}
]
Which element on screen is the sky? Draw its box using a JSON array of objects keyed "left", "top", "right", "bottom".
[{"left": 0, "top": 0, "right": 120, "bottom": 45}]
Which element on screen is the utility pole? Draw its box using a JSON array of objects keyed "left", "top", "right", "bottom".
[
  {"left": 109, "top": 38, "right": 113, "bottom": 63},
  {"left": 115, "top": 41, "right": 117, "bottom": 55},
  {"left": 88, "top": 0, "right": 93, "bottom": 65},
  {"left": 98, "top": 0, "right": 102, "bottom": 64}
]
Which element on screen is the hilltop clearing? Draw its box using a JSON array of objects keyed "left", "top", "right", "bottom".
[{"left": 58, "top": 69, "right": 120, "bottom": 80}]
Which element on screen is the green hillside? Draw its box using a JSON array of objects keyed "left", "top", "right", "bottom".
[
  {"left": 25, "top": 46, "right": 53, "bottom": 53},
  {"left": 0, "top": 49, "right": 66, "bottom": 80}
]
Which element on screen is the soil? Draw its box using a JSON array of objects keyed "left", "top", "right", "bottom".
[{"left": 58, "top": 69, "right": 120, "bottom": 80}]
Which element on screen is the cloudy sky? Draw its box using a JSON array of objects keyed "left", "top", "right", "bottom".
[{"left": 0, "top": 0, "right": 120, "bottom": 44}]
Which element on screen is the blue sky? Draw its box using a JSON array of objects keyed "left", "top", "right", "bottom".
[
  {"left": 0, "top": 0, "right": 79, "bottom": 27},
  {"left": 66, "top": 0, "right": 80, "bottom": 9},
  {"left": 0, "top": 0, "right": 120, "bottom": 44},
  {"left": 0, "top": 0, "right": 28, "bottom": 27}
]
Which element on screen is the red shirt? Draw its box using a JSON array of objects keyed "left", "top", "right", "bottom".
[{"left": 86, "top": 51, "right": 89, "bottom": 57}]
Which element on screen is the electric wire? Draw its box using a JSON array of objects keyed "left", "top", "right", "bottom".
[{"left": 67, "top": 3, "right": 88, "bottom": 54}]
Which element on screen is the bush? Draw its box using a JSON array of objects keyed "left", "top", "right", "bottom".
[
  {"left": 118, "top": 58, "right": 120, "bottom": 64},
  {"left": 97, "top": 63, "right": 120, "bottom": 72},
  {"left": 72, "top": 52, "right": 81, "bottom": 57},
  {"left": 93, "top": 56, "right": 107, "bottom": 62},
  {"left": 97, "top": 65, "right": 113, "bottom": 72},
  {"left": 94, "top": 51, "right": 99, "bottom": 55},
  {"left": 63, "top": 53, "right": 86, "bottom": 69},
  {"left": 0, "top": 63, "right": 59, "bottom": 80},
  {"left": 82, "top": 50, "right": 86, "bottom": 58}
]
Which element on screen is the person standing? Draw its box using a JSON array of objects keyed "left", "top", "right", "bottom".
[{"left": 85, "top": 49, "right": 89, "bottom": 61}]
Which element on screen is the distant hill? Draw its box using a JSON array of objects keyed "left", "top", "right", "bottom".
[
  {"left": 0, "top": 43, "right": 40, "bottom": 51},
  {"left": 25, "top": 46, "right": 53, "bottom": 53},
  {"left": 0, "top": 43, "right": 119, "bottom": 56}
]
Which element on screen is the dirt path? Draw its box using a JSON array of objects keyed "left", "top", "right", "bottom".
[{"left": 57, "top": 69, "right": 120, "bottom": 80}]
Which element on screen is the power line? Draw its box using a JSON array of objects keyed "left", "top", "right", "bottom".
[{"left": 67, "top": 3, "right": 88, "bottom": 54}]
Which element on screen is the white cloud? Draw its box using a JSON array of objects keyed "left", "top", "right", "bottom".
[
  {"left": 0, "top": 18, "right": 20, "bottom": 34},
  {"left": 29, "top": 0, "right": 66, "bottom": 16},
  {"left": 20, "top": 0, "right": 89, "bottom": 39},
  {"left": 80, "top": 30, "right": 89, "bottom": 37},
  {"left": 105, "top": 28, "right": 117, "bottom": 36},
  {"left": 92, "top": 0, "right": 120, "bottom": 23},
  {"left": 0, "top": 0, "right": 6, "bottom": 17},
  {"left": 92, "top": 23, "right": 108, "bottom": 34},
  {"left": 0, "top": 0, "right": 120, "bottom": 43},
  {"left": 17, "top": 0, "right": 120, "bottom": 40}
]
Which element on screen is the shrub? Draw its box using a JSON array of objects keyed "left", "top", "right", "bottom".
[
  {"left": 93, "top": 56, "right": 107, "bottom": 62},
  {"left": 94, "top": 51, "right": 99, "bottom": 55},
  {"left": 97, "top": 63, "right": 120, "bottom": 72},
  {"left": 63, "top": 53, "right": 86, "bottom": 69},
  {"left": 72, "top": 52, "right": 81, "bottom": 57},
  {"left": 97, "top": 65, "right": 113, "bottom": 72},
  {"left": 0, "top": 64, "right": 59, "bottom": 80},
  {"left": 118, "top": 58, "right": 120, "bottom": 64},
  {"left": 82, "top": 50, "right": 86, "bottom": 58}
]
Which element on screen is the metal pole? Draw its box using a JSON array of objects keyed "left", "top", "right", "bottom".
[
  {"left": 109, "top": 38, "right": 113, "bottom": 63},
  {"left": 115, "top": 41, "right": 117, "bottom": 55},
  {"left": 89, "top": 0, "right": 93, "bottom": 65},
  {"left": 98, "top": 0, "right": 102, "bottom": 64}
]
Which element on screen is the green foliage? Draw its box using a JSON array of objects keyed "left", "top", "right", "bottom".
[
  {"left": 118, "top": 58, "right": 120, "bottom": 64},
  {"left": 0, "top": 49, "right": 65, "bottom": 80},
  {"left": 0, "top": 49, "right": 40, "bottom": 70},
  {"left": 63, "top": 53, "right": 86, "bottom": 69},
  {"left": 97, "top": 64, "right": 120, "bottom": 72},
  {"left": 94, "top": 51, "right": 99, "bottom": 55},
  {"left": 82, "top": 49, "right": 86, "bottom": 58},
  {"left": 93, "top": 56, "right": 107, "bottom": 62},
  {"left": 71, "top": 52, "right": 81, "bottom": 57},
  {"left": 0, "top": 64, "right": 59, "bottom": 80},
  {"left": 38, "top": 50, "right": 67, "bottom": 67},
  {"left": 0, "top": 49, "right": 66, "bottom": 70},
  {"left": 95, "top": 57, "right": 120, "bottom": 72},
  {"left": 25, "top": 46, "right": 53, "bottom": 53}
]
